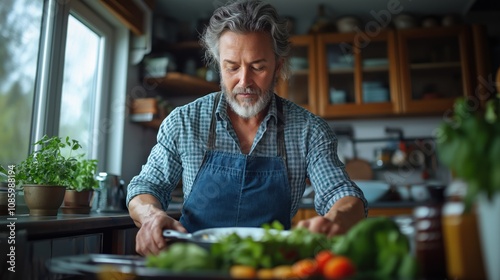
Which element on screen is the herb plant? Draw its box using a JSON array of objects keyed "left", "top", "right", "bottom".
[
  {"left": 436, "top": 94, "right": 500, "bottom": 208},
  {"left": 67, "top": 157, "right": 99, "bottom": 192},
  {"left": 13, "top": 135, "right": 82, "bottom": 188}
]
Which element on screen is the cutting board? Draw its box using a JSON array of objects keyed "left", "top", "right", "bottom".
[{"left": 345, "top": 158, "right": 374, "bottom": 180}]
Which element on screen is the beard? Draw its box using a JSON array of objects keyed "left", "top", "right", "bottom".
[{"left": 222, "top": 79, "right": 276, "bottom": 119}]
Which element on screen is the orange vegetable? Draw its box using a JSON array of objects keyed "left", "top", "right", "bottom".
[
  {"left": 315, "top": 250, "right": 336, "bottom": 274},
  {"left": 291, "top": 258, "right": 318, "bottom": 277},
  {"left": 256, "top": 268, "right": 274, "bottom": 279},
  {"left": 272, "top": 265, "right": 295, "bottom": 279},
  {"left": 229, "top": 265, "right": 257, "bottom": 279},
  {"left": 323, "top": 256, "right": 356, "bottom": 280}
]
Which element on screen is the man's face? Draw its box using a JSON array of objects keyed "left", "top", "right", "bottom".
[{"left": 219, "top": 31, "right": 282, "bottom": 119}]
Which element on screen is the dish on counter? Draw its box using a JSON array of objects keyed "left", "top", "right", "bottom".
[{"left": 353, "top": 180, "right": 390, "bottom": 203}]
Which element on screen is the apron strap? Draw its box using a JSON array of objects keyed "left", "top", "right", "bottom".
[
  {"left": 275, "top": 95, "right": 287, "bottom": 164},
  {"left": 207, "top": 92, "right": 222, "bottom": 150}
]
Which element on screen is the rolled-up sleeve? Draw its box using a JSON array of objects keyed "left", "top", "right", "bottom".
[
  {"left": 126, "top": 108, "right": 183, "bottom": 210},
  {"left": 307, "top": 121, "right": 368, "bottom": 217}
]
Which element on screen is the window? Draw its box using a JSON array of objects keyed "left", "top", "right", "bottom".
[
  {"left": 0, "top": 0, "right": 43, "bottom": 166},
  {"left": 0, "top": 0, "right": 128, "bottom": 171},
  {"left": 59, "top": 6, "right": 112, "bottom": 159}
]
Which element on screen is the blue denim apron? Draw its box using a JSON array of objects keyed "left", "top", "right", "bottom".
[{"left": 180, "top": 93, "right": 291, "bottom": 232}]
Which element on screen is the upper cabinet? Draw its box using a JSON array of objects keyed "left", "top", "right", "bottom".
[
  {"left": 276, "top": 35, "right": 317, "bottom": 113},
  {"left": 316, "top": 31, "right": 399, "bottom": 118},
  {"left": 277, "top": 25, "right": 483, "bottom": 119},
  {"left": 397, "top": 26, "right": 473, "bottom": 114}
]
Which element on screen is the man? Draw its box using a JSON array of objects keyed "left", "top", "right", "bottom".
[{"left": 127, "top": 0, "right": 367, "bottom": 256}]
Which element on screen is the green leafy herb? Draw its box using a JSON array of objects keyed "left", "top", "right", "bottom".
[{"left": 436, "top": 95, "right": 500, "bottom": 208}]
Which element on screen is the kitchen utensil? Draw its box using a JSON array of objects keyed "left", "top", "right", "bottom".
[
  {"left": 343, "top": 136, "right": 374, "bottom": 180},
  {"left": 163, "top": 227, "right": 289, "bottom": 248},
  {"left": 353, "top": 180, "right": 390, "bottom": 203},
  {"left": 345, "top": 158, "right": 373, "bottom": 180},
  {"left": 93, "top": 172, "right": 126, "bottom": 213},
  {"left": 47, "top": 254, "right": 228, "bottom": 279}
]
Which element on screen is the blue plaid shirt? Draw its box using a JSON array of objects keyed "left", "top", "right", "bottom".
[{"left": 127, "top": 92, "right": 367, "bottom": 218}]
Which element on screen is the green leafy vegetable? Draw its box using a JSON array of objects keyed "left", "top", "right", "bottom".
[
  {"left": 146, "top": 243, "right": 215, "bottom": 272},
  {"left": 436, "top": 95, "right": 500, "bottom": 209},
  {"left": 333, "top": 217, "right": 418, "bottom": 279}
]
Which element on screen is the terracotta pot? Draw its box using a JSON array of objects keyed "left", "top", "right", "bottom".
[
  {"left": 62, "top": 190, "right": 93, "bottom": 214},
  {"left": 23, "top": 185, "right": 66, "bottom": 216}
]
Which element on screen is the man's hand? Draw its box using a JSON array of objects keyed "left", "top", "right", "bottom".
[
  {"left": 135, "top": 210, "right": 186, "bottom": 256},
  {"left": 296, "top": 196, "right": 365, "bottom": 237},
  {"left": 129, "top": 194, "right": 187, "bottom": 256}
]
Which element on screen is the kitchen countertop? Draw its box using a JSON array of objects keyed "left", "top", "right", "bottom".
[
  {"left": 0, "top": 210, "right": 182, "bottom": 240},
  {"left": 299, "top": 199, "right": 425, "bottom": 209}
]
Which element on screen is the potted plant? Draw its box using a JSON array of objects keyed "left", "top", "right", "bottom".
[
  {"left": 436, "top": 94, "right": 500, "bottom": 280},
  {"left": 0, "top": 135, "right": 82, "bottom": 216},
  {"left": 61, "top": 157, "right": 99, "bottom": 214}
]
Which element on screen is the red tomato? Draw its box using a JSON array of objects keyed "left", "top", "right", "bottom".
[
  {"left": 315, "top": 250, "right": 335, "bottom": 274},
  {"left": 323, "top": 256, "right": 356, "bottom": 280},
  {"left": 291, "top": 258, "right": 318, "bottom": 278}
]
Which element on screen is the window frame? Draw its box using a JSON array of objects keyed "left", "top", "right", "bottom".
[{"left": 30, "top": 0, "right": 129, "bottom": 172}]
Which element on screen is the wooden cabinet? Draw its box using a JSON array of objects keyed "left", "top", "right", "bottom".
[
  {"left": 316, "top": 31, "right": 400, "bottom": 118},
  {"left": 278, "top": 25, "right": 483, "bottom": 119},
  {"left": 0, "top": 214, "right": 142, "bottom": 280},
  {"left": 397, "top": 25, "right": 473, "bottom": 114},
  {"left": 276, "top": 35, "right": 317, "bottom": 113},
  {"left": 143, "top": 25, "right": 485, "bottom": 122}
]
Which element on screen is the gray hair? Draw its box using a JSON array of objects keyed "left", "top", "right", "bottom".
[{"left": 201, "top": 0, "right": 291, "bottom": 80}]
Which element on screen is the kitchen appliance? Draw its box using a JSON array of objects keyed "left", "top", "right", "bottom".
[{"left": 93, "top": 172, "right": 126, "bottom": 213}]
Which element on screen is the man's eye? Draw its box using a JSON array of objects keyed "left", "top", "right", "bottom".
[{"left": 253, "top": 66, "right": 264, "bottom": 71}]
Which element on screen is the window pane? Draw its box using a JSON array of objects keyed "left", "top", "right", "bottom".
[
  {"left": 0, "top": 0, "right": 43, "bottom": 166},
  {"left": 59, "top": 15, "right": 100, "bottom": 157}
]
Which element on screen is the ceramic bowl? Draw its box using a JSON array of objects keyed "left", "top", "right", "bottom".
[{"left": 354, "top": 180, "right": 390, "bottom": 203}]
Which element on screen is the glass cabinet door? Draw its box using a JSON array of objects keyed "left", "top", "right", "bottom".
[
  {"left": 317, "top": 31, "right": 398, "bottom": 118},
  {"left": 397, "top": 26, "right": 472, "bottom": 114},
  {"left": 276, "top": 35, "right": 316, "bottom": 113}
]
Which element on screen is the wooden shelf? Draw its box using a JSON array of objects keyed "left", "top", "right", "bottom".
[
  {"left": 145, "top": 72, "right": 220, "bottom": 96},
  {"left": 409, "top": 61, "right": 461, "bottom": 70}
]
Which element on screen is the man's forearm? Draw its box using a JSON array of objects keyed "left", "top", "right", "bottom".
[
  {"left": 325, "top": 196, "right": 366, "bottom": 221},
  {"left": 128, "top": 194, "right": 164, "bottom": 227}
]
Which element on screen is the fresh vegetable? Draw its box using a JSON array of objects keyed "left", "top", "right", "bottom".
[
  {"left": 323, "top": 256, "right": 356, "bottom": 280},
  {"left": 145, "top": 219, "right": 417, "bottom": 279},
  {"left": 436, "top": 95, "right": 500, "bottom": 210},
  {"left": 291, "top": 258, "right": 318, "bottom": 278},
  {"left": 229, "top": 265, "right": 257, "bottom": 279},
  {"left": 315, "top": 250, "right": 336, "bottom": 275},
  {"left": 211, "top": 225, "right": 332, "bottom": 270},
  {"left": 271, "top": 265, "right": 294, "bottom": 279},
  {"left": 256, "top": 268, "right": 274, "bottom": 279},
  {"left": 332, "top": 217, "right": 418, "bottom": 279},
  {"left": 145, "top": 243, "right": 215, "bottom": 272}
]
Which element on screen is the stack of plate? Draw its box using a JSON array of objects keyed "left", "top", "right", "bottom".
[{"left": 363, "top": 82, "right": 389, "bottom": 103}]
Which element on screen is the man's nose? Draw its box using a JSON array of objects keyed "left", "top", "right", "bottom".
[{"left": 237, "top": 67, "right": 253, "bottom": 88}]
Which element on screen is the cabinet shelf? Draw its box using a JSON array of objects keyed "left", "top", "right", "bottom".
[
  {"left": 145, "top": 72, "right": 220, "bottom": 96},
  {"left": 409, "top": 61, "right": 461, "bottom": 70},
  {"left": 363, "top": 65, "right": 390, "bottom": 72},
  {"left": 328, "top": 68, "right": 355, "bottom": 74}
]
